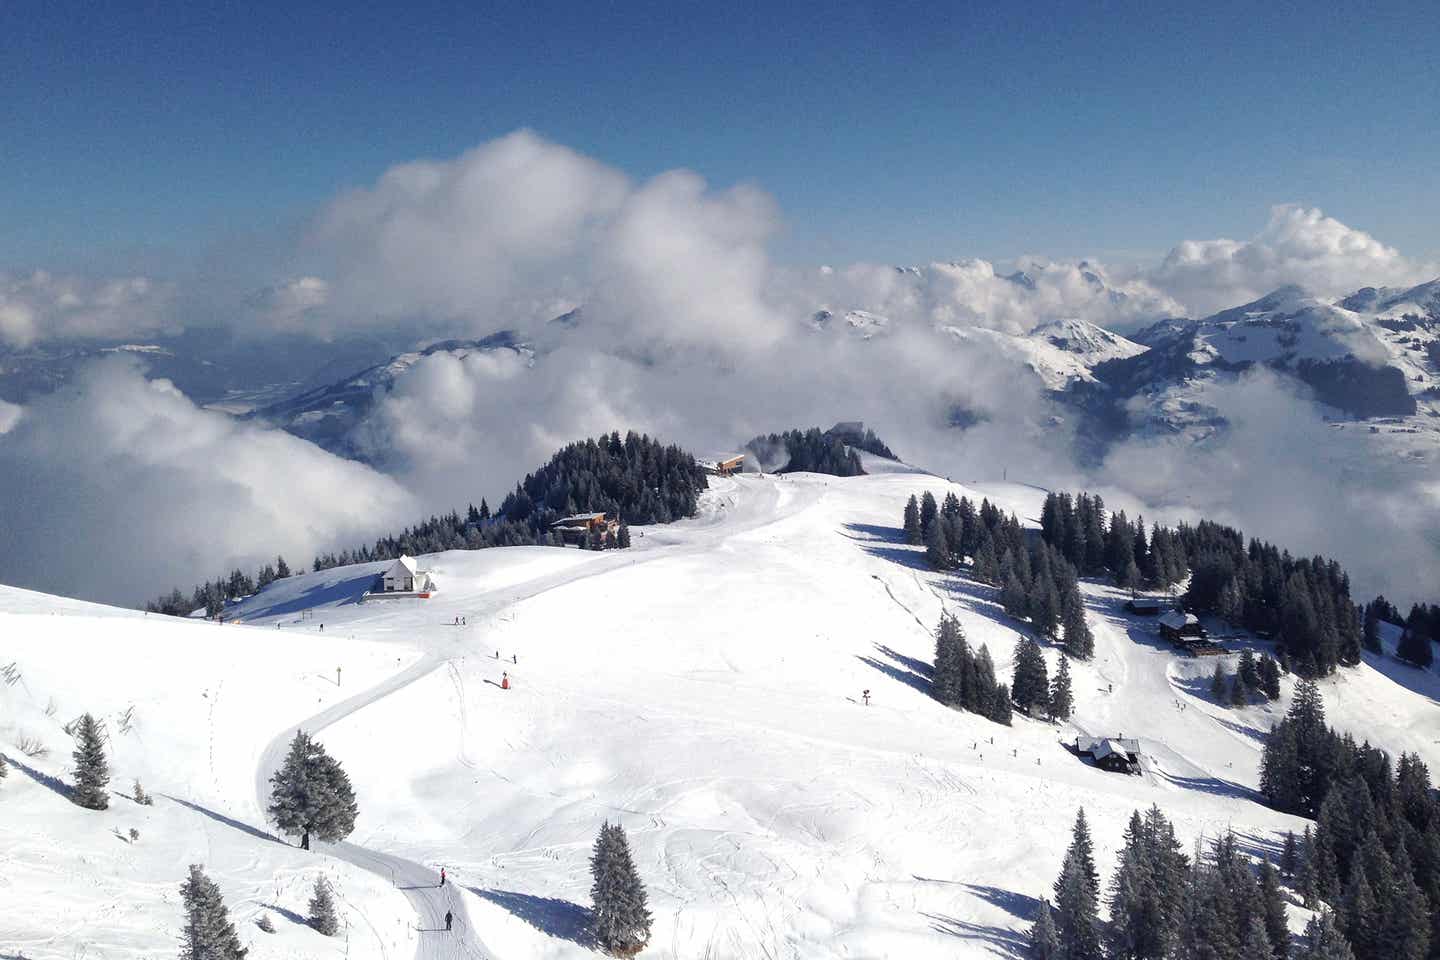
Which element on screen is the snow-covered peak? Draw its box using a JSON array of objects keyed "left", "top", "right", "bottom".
[{"left": 1027, "top": 317, "right": 1147, "bottom": 365}]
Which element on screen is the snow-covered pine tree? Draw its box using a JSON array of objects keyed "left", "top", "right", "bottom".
[
  {"left": 275, "top": 555, "right": 291, "bottom": 578},
  {"left": 903, "top": 495, "right": 921, "bottom": 545},
  {"left": 1049, "top": 656, "right": 1073, "bottom": 720},
  {"left": 1030, "top": 899, "right": 1059, "bottom": 960},
  {"left": 589, "top": 821, "right": 652, "bottom": 955},
  {"left": 1053, "top": 809, "right": 1103, "bottom": 960},
  {"left": 179, "top": 864, "right": 248, "bottom": 960},
  {"left": 70, "top": 712, "right": 110, "bottom": 810},
  {"left": 1230, "top": 675, "right": 1248, "bottom": 707},
  {"left": 1238, "top": 649, "right": 1260, "bottom": 689},
  {"left": 308, "top": 876, "right": 339, "bottom": 935},
  {"left": 267, "top": 731, "right": 358, "bottom": 850},
  {"left": 256, "top": 912, "right": 276, "bottom": 933},
  {"left": 617, "top": 524, "right": 631, "bottom": 548},
  {"left": 1297, "top": 911, "right": 1357, "bottom": 960},
  {"left": 1257, "top": 654, "right": 1281, "bottom": 700}
]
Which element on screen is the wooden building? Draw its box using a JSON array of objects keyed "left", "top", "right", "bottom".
[
  {"left": 1125, "top": 597, "right": 1165, "bottom": 615},
  {"left": 1158, "top": 610, "right": 1206, "bottom": 642},
  {"left": 550, "top": 512, "right": 618, "bottom": 545},
  {"left": 698, "top": 454, "right": 746, "bottom": 477},
  {"left": 1074, "top": 736, "right": 1142, "bottom": 774}
]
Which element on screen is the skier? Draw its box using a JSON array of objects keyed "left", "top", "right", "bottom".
[
  {"left": 861, "top": 689, "right": 870, "bottom": 706},
  {"left": 445, "top": 909, "right": 453, "bottom": 931},
  {"left": 440, "top": 866, "right": 446, "bottom": 886},
  {"left": 513, "top": 653, "right": 517, "bottom": 664},
  {"left": 501, "top": 671, "right": 510, "bottom": 690}
]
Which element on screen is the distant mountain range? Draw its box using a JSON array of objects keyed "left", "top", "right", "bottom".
[{"left": 7, "top": 274, "right": 1438, "bottom": 472}]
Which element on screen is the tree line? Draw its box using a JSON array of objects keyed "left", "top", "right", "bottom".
[
  {"left": 747, "top": 427, "right": 864, "bottom": 476},
  {"left": 1034, "top": 804, "right": 1376, "bottom": 960},
  {"left": 1033, "top": 491, "right": 1369, "bottom": 678},
  {"left": 145, "top": 431, "right": 700, "bottom": 615},
  {"left": 1364, "top": 597, "right": 1439, "bottom": 669},
  {"left": 904, "top": 490, "right": 1095, "bottom": 659},
  {"left": 1255, "top": 679, "right": 1440, "bottom": 959}
]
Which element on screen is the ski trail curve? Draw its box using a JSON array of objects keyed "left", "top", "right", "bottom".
[{"left": 255, "top": 653, "right": 492, "bottom": 958}]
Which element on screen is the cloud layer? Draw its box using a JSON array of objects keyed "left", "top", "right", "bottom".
[
  {"left": 0, "top": 357, "right": 416, "bottom": 605},
  {"left": 0, "top": 271, "right": 177, "bottom": 348},
  {"left": 4, "top": 132, "right": 1440, "bottom": 607}
]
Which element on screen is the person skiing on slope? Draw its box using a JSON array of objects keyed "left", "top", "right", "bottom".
[
  {"left": 501, "top": 671, "right": 510, "bottom": 690},
  {"left": 440, "top": 866, "right": 446, "bottom": 886},
  {"left": 445, "top": 909, "right": 453, "bottom": 931}
]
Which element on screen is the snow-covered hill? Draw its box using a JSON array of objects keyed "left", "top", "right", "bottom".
[
  {"left": 6, "top": 469, "right": 1438, "bottom": 958},
  {"left": 247, "top": 331, "right": 529, "bottom": 459}
]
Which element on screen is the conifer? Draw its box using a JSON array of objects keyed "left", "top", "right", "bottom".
[
  {"left": 589, "top": 821, "right": 652, "bottom": 955},
  {"left": 1050, "top": 656, "right": 1074, "bottom": 720},
  {"left": 308, "top": 876, "right": 339, "bottom": 935},
  {"left": 179, "top": 864, "right": 248, "bottom": 960},
  {"left": 1053, "top": 809, "right": 1103, "bottom": 960},
  {"left": 1030, "top": 898, "right": 1060, "bottom": 960},
  {"left": 267, "top": 731, "right": 358, "bottom": 850},
  {"left": 903, "top": 495, "right": 922, "bottom": 545},
  {"left": 71, "top": 712, "right": 110, "bottom": 810}
]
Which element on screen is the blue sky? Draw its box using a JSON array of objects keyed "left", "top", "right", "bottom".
[{"left": 4, "top": 0, "right": 1438, "bottom": 274}]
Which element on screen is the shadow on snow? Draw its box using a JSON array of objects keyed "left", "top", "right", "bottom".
[{"left": 470, "top": 888, "right": 593, "bottom": 947}]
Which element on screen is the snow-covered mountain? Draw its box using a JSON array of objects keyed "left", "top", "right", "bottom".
[
  {"left": 8, "top": 469, "right": 1439, "bottom": 957},
  {"left": 248, "top": 331, "right": 529, "bottom": 459},
  {"left": 1069, "top": 281, "right": 1440, "bottom": 452}
]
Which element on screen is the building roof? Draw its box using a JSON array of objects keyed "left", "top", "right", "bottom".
[
  {"left": 1076, "top": 736, "right": 1140, "bottom": 759},
  {"left": 698, "top": 453, "right": 746, "bottom": 469},
  {"left": 551, "top": 513, "right": 606, "bottom": 526},
  {"left": 387, "top": 555, "right": 420, "bottom": 575},
  {"left": 1128, "top": 597, "right": 1164, "bottom": 610},
  {"left": 1158, "top": 610, "right": 1199, "bottom": 630}
]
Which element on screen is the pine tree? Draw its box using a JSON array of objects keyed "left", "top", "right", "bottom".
[
  {"left": 1281, "top": 831, "right": 1298, "bottom": 881},
  {"left": 990, "top": 683, "right": 1013, "bottom": 725},
  {"left": 1297, "top": 911, "right": 1356, "bottom": 960},
  {"left": 1061, "top": 592, "right": 1094, "bottom": 659},
  {"left": 276, "top": 555, "right": 291, "bottom": 578},
  {"left": 267, "top": 731, "right": 358, "bottom": 850},
  {"left": 1031, "top": 899, "right": 1060, "bottom": 960},
  {"left": 920, "top": 491, "right": 938, "bottom": 532},
  {"left": 1240, "top": 914, "right": 1275, "bottom": 960},
  {"left": 1257, "top": 654, "right": 1282, "bottom": 700},
  {"left": 1297, "top": 827, "right": 1320, "bottom": 908},
  {"left": 308, "top": 876, "right": 339, "bottom": 935},
  {"left": 932, "top": 614, "right": 965, "bottom": 708},
  {"left": 1211, "top": 663, "right": 1229, "bottom": 701},
  {"left": 179, "top": 864, "right": 247, "bottom": 960},
  {"left": 1259, "top": 860, "right": 1289, "bottom": 960},
  {"left": 1050, "top": 656, "right": 1074, "bottom": 720},
  {"left": 1362, "top": 603, "right": 1383, "bottom": 654},
  {"left": 617, "top": 524, "right": 631, "bottom": 548},
  {"left": 925, "top": 519, "right": 953, "bottom": 570},
  {"left": 589, "top": 821, "right": 652, "bottom": 955},
  {"left": 1230, "top": 675, "right": 1249, "bottom": 707},
  {"left": 1012, "top": 638, "right": 1050, "bottom": 715},
  {"left": 1053, "top": 809, "right": 1103, "bottom": 960},
  {"left": 71, "top": 712, "right": 110, "bottom": 810},
  {"left": 903, "top": 495, "right": 922, "bottom": 545},
  {"left": 0, "top": 752, "right": 8, "bottom": 785},
  {"left": 1396, "top": 619, "right": 1434, "bottom": 669}
]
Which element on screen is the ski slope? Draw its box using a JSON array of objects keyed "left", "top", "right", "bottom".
[{"left": 4, "top": 469, "right": 1439, "bottom": 958}]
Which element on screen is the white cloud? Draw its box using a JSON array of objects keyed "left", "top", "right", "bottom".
[
  {"left": 1098, "top": 368, "right": 1440, "bottom": 602},
  {"left": 1148, "top": 204, "right": 1435, "bottom": 317},
  {"left": 0, "top": 357, "right": 417, "bottom": 605},
  {"left": 0, "top": 270, "right": 177, "bottom": 348}
]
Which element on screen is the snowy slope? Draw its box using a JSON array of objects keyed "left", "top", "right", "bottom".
[{"left": 6, "top": 472, "right": 1439, "bottom": 958}]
